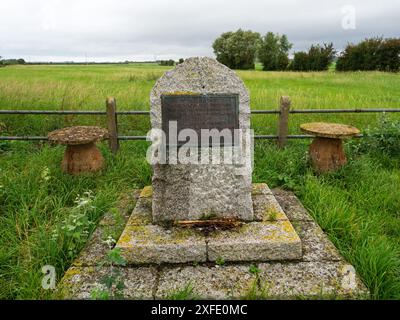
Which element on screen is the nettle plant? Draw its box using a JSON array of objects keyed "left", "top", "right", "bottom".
[
  {"left": 351, "top": 114, "right": 400, "bottom": 156},
  {"left": 90, "top": 248, "right": 127, "bottom": 300},
  {"left": 52, "top": 191, "right": 96, "bottom": 258}
]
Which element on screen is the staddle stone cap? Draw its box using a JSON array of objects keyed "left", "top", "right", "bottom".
[
  {"left": 48, "top": 126, "right": 109, "bottom": 145},
  {"left": 300, "top": 122, "right": 360, "bottom": 139}
]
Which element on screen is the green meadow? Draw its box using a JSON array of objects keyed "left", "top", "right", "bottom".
[{"left": 0, "top": 63, "right": 399, "bottom": 299}]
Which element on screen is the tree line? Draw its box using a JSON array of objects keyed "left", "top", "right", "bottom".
[
  {"left": 0, "top": 57, "right": 26, "bottom": 67},
  {"left": 212, "top": 29, "right": 400, "bottom": 72},
  {"left": 336, "top": 38, "right": 400, "bottom": 72}
]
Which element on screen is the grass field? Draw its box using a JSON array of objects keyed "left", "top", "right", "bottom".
[{"left": 0, "top": 64, "right": 399, "bottom": 299}]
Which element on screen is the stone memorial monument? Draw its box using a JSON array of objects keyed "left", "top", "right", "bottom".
[
  {"left": 150, "top": 57, "right": 253, "bottom": 223},
  {"left": 61, "top": 58, "right": 368, "bottom": 299},
  {"left": 116, "top": 57, "right": 302, "bottom": 264}
]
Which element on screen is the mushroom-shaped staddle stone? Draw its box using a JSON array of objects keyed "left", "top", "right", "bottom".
[
  {"left": 48, "top": 126, "right": 109, "bottom": 175},
  {"left": 300, "top": 122, "right": 360, "bottom": 173},
  {"left": 300, "top": 122, "right": 360, "bottom": 139}
]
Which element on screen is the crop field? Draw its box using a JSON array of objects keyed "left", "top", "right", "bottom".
[{"left": 0, "top": 64, "right": 399, "bottom": 299}]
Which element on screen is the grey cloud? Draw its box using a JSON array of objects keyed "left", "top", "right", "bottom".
[{"left": 0, "top": 0, "right": 399, "bottom": 61}]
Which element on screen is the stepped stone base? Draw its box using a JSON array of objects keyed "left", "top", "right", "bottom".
[
  {"left": 58, "top": 187, "right": 368, "bottom": 300},
  {"left": 114, "top": 184, "right": 302, "bottom": 264}
]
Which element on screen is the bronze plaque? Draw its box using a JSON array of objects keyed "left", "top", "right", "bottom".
[{"left": 161, "top": 94, "right": 239, "bottom": 146}]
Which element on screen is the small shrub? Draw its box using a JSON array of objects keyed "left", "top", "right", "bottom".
[
  {"left": 90, "top": 248, "right": 127, "bottom": 300},
  {"left": 52, "top": 191, "right": 96, "bottom": 258},
  {"left": 351, "top": 115, "right": 400, "bottom": 157}
]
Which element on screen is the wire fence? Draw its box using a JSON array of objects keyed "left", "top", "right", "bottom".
[{"left": 1, "top": 96, "right": 399, "bottom": 153}]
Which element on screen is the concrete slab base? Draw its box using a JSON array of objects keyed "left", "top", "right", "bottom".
[
  {"left": 58, "top": 186, "right": 369, "bottom": 299},
  {"left": 115, "top": 184, "right": 302, "bottom": 264}
]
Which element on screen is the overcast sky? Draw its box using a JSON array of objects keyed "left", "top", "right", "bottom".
[{"left": 0, "top": 0, "right": 399, "bottom": 62}]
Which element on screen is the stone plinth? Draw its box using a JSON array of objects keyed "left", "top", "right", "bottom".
[
  {"left": 59, "top": 187, "right": 368, "bottom": 300},
  {"left": 115, "top": 184, "right": 302, "bottom": 264}
]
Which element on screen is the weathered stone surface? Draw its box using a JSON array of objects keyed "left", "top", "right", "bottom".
[
  {"left": 272, "top": 188, "right": 313, "bottom": 222},
  {"left": 253, "top": 194, "right": 288, "bottom": 221},
  {"left": 258, "top": 261, "right": 368, "bottom": 299},
  {"left": 59, "top": 266, "right": 157, "bottom": 300},
  {"left": 140, "top": 186, "right": 153, "bottom": 198},
  {"left": 207, "top": 221, "right": 302, "bottom": 262},
  {"left": 72, "top": 227, "right": 112, "bottom": 267},
  {"left": 116, "top": 224, "right": 207, "bottom": 264},
  {"left": 156, "top": 265, "right": 257, "bottom": 299},
  {"left": 116, "top": 185, "right": 301, "bottom": 264},
  {"left": 118, "top": 189, "right": 207, "bottom": 265},
  {"left": 272, "top": 188, "right": 343, "bottom": 262},
  {"left": 310, "top": 137, "right": 347, "bottom": 173},
  {"left": 150, "top": 57, "right": 254, "bottom": 223},
  {"left": 152, "top": 163, "right": 253, "bottom": 222},
  {"left": 293, "top": 220, "right": 343, "bottom": 262},
  {"left": 300, "top": 122, "right": 360, "bottom": 139},
  {"left": 252, "top": 183, "right": 273, "bottom": 196},
  {"left": 125, "top": 196, "right": 153, "bottom": 226}
]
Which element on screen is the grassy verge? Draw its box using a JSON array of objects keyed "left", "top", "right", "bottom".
[{"left": 0, "top": 141, "right": 151, "bottom": 299}]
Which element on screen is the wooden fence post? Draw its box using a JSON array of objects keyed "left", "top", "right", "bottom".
[
  {"left": 106, "top": 97, "right": 119, "bottom": 154},
  {"left": 277, "top": 96, "right": 291, "bottom": 148}
]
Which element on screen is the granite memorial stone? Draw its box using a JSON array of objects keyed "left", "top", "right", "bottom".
[{"left": 149, "top": 57, "right": 254, "bottom": 223}]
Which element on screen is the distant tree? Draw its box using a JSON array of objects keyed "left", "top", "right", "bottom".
[
  {"left": 277, "top": 34, "right": 292, "bottom": 70},
  {"left": 258, "top": 32, "right": 279, "bottom": 70},
  {"left": 0, "top": 58, "right": 26, "bottom": 66},
  {"left": 258, "top": 32, "right": 292, "bottom": 71},
  {"left": 178, "top": 58, "right": 185, "bottom": 64},
  {"left": 290, "top": 43, "right": 336, "bottom": 71},
  {"left": 159, "top": 60, "right": 175, "bottom": 66},
  {"left": 290, "top": 52, "right": 309, "bottom": 71},
  {"left": 308, "top": 43, "right": 336, "bottom": 71},
  {"left": 379, "top": 38, "right": 400, "bottom": 72},
  {"left": 337, "top": 37, "right": 400, "bottom": 72},
  {"left": 212, "top": 29, "right": 261, "bottom": 69}
]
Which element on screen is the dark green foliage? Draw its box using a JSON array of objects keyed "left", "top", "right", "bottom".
[
  {"left": 258, "top": 32, "right": 292, "bottom": 71},
  {"left": 0, "top": 58, "right": 26, "bottom": 66},
  {"left": 158, "top": 60, "right": 175, "bottom": 66},
  {"left": 90, "top": 249, "right": 127, "bottom": 300},
  {"left": 290, "top": 43, "right": 336, "bottom": 71},
  {"left": 291, "top": 52, "right": 309, "bottom": 71},
  {"left": 212, "top": 29, "right": 261, "bottom": 70},
  {"left": 337, "top": 38, "right": 400, "bottom": 72},
  {"left": 350, "top": 114, "right": 400, "bottom": 157},
  {"left": 178, "top": 58, "right": 185, "bottom": 64}
]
